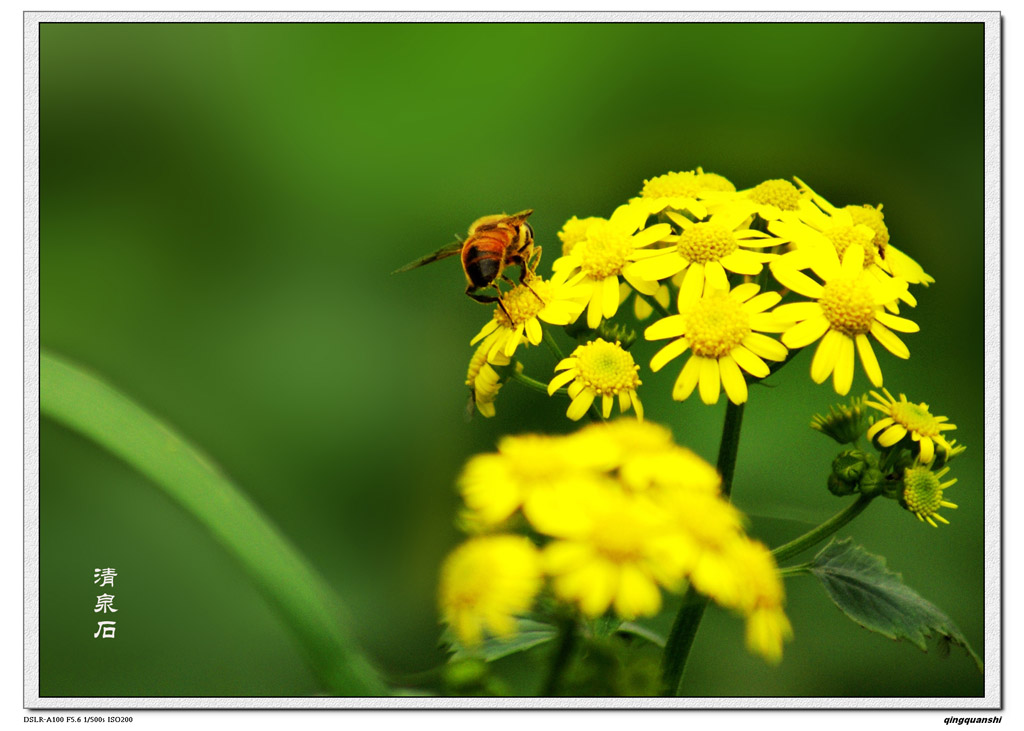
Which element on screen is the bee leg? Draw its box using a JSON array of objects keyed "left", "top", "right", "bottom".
[
  {"left": 512, "top": 265, "right": 544, "bottom": 304},
  {"left": 466, "top": 286, "right": 511, "bottom": 320}
]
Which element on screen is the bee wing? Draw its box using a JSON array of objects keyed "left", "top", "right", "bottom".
[{"left": 391, "top": 240, "right": 463, "bottom": 274}]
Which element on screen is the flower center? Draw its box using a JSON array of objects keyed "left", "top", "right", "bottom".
[
  {"left": 676, "top": 222, "right": 738, "bottom": 263},
  {"left": 824, "top": 226, "right": 876, "bottom": 266},
  {"left": 683, "top": 292, "right": 752, "bottom": 358},
  {"left": 749, "top": 179, "right": 801, "bottom": 211},
  {"left": 890, "top": 401, "right": 942, "bottom": 437},
  {"left": 818, "top": 277, "right": 876, "bottom": 336},
  {"left": 573, "top": 339, "right": 641, "bottom": 395},
  {"left": 577, "top": 221, "right": 634, "bottom": 279},
  {"left": 559, "top": 216, "right": 603, "bottom": 257},
  {"left": 590, "top": 509, "right": 648, "bottom": 563},
  {"left": 902, "top": 466, "right": 944, "bottom": 516},
  {"left": 641, "top": 171, "right": 701, "bottom": 200},
  {"left": 494, "top": 280, "right": 551, "bottom": 328},
  {"left": 845, "top": 204, "right": 890, "bottom": 254},
  {"left": 696, "top": 170, "right": 737, "bottom": 192}
]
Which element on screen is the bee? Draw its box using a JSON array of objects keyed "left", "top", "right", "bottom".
[{"left": 393, "top": 210, "right": 542, "bottom": 312}]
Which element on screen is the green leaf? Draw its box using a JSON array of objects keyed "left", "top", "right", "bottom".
[
  {"left": 809, "top": 538, "right": 982, "bottom": 672},
  {"left": 444, "top": 618, "right": 558, "bottom": 663},
  {"left": 616, "top": 622, "right": 667, "bottom": 648},
  {"left": 40, "top": 349, "right": 386, "bottom": 695}
]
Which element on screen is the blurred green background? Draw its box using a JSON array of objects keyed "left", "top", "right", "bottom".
[{"left": 39, "top": 22, "right": 987, "bottom": 698}]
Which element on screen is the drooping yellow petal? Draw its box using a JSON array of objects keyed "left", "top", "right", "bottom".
[
  {"left": 673, "top": 355, "right": 701, "bottom": 400},
  {"left": 810, "top": 329, "right": 843, "bottom": 383},
  {"left": 832, "top": 334, "right": 856, "bottom": 395},
  {"left": 870, "top": 321, "right": 910, "bottom": 358},
  {"left": 730, "top": 345, "right": 770, "bottom": 378},
  {"left": 855, "top": 333, "right": 883, "bottom": 387},
  {"left": 567, "top": 388, "right": 596, "bottom": 421},
  {"left": 698, "top": 357, "right": 721, "bottom": 405},
  {"left": 718, "top": 354, "right": 748, "bottom": 404}
]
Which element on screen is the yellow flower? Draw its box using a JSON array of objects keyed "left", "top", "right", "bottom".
[
  {"left": 449, "top": 420, "right": 792, "bottom": 661},
  {"left": 439, "top": 535, "right": 542, "bottom": 646},
  {"left": 901, "top": 464, "right": 958, "bottom": 527},
  {"left": 865, "top": 389, "right": 956, "bottom": 463},
  {"left": 772, "top": 244, "right": 919, "bottom": 395},
  {"left": 629, "top": 205, "right": 782, "bottom": 309},
  {"left": 633, "top": 167, "right": 738, "bottom": 218},
  {"left": 843, "top": 200, "right": 934, "bottom": 287},
  {"left": 769, "top": 180, "right": 923, "bottom": 310},
  {"left": 558, "top": 215, "right": 605, "bottom": 257},
  {"left": 645, "top": 283, "right": 788, "bottom": 405},
  {"left": 746, "top": 606, "right": 794, "bottom": 665},
  {"left": 548, "top": 338, "right": 643, "bottom": 420},
  {"left": 469, "top": 276, "right": 587, "bottom": 361},
  {"left": 457, "top": 432, "right": 605, "bottom": 526},
  {"left": 539, "top": 481, "right": 691, "bottom": 619},
  {"left": 465, "top": 338, "right": 515, "bottom": 418},
  {"left": 552, "top": 203, "right": 671, "bottom": 328},
  {"left": 723, "top": 178, "right": 807, "bottom": 222}
]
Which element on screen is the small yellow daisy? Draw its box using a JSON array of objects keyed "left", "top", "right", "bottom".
[
  {"left": 633, "top": 167, "right": 738, "bottom": 219},
  {"left": 645, "top": 283, "right": 788, "bottom": 405},
  {"left": 901, "top": 464, "right": 958, "bottom": 527},
  {"left": 720, "top": 177, "right": 807, "bottom": 222},
  {"left": 539, "top": 482, "right": 690, "bottom": 619},
  {"left": 548, "top": 338, "right": 643, "bottom": 420},
  {"left": 865, "top": 389, "right": 956, "bottom": 463},
  {"left": 469, "top": 275, "right": 587, "bottom": 361},
  {"left": 558, "top": 215, "right": 606, "bottom": 257},
  {"left": 551, "top": 203, "right": 671, "bottom": 328},
  {"left": 438, "top": 535, "right": 543, "bottom": 646},
  {"left": 628, "top": 205, "right": 782, "bottom": 309},
  {"left": 770, "top": 179, "right": 925, "bottom": 310},
  {"left": 772, "top": 244, "right": 919, "bottom": 395}
]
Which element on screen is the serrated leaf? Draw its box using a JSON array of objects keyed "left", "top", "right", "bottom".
[
  {"left": 809, "top": 537, "right": 982, "bottom": 672},
  {"left": 443, "top": 618, "right": 558, "bottom": 663}
]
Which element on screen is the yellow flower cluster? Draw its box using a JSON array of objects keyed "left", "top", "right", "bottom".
[
  {"left": 616, "top": 168, "right": 934, "bottom": 400},
  {"left": 438, "top": 420, "right": 792, "bottom": 663}
]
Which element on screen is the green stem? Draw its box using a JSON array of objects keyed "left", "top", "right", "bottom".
[
  {"left": 39, "top": 349, "right": 386, "bottom": 696},
  {"left": 540, "top": 326, "right": 603, "bottom": 421},
  {"left": 777, "top": 564, "right": 813, "bottom": 578},
  {"left": 541, "top": 617, "right": 577, "bottom": 696},
  {"left": 716, "top": 400, "right": 746, "bottom": 498},
  {"left": 771, "top": 493, "right": 875, "bottom": 563},
  {"left": 511, "top": 370, "right": 560, "bottom": 395},
  {"left": 659, "top": 590, "right": 710, "bottom": 696},
  {"left": 542, "top": 327, "right": 566, "bottom": 362},
  {"left": 660, "top": 400, "right": 747, "bottom": 695}
]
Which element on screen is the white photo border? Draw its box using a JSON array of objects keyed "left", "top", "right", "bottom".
[{"left": 23, "top": 9, "right": 1002, "bottom": 710}]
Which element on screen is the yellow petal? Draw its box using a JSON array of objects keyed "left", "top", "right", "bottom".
[
  {"left": 602, "top": 276, "right": 621, "bottom": 318},
  {"left": 650, "top": 337, "right": 690, "bottom": 372},
  {"left": 855, "top": 333, "right": 883, "bottom": 387},
  {"left": 718, "top": 354, "right": 748, "bottom": 404},
  {"left": 548, "top": 368, "right": 578, "bottom": 395},
  {"left": 678, "top": 263, "right": 705, "bottom": 308},
  {"left": 832, "top": 334, "right": 855, "bottom": 395},
  {"left": 770, "top": 264, "right": 824, "bottom": 299},
  {"left": 743, "top": 332, "right": 789, "bottom": 361},
  {"left": 870, "top": 321, "right": 910, "bottom": 359},
  {"left": 879, "top": 423, "right": 907, "bottom": 447},
  {"left": 782, "top": 315, "right": 830, "bottom": 349},
  {"left": 567, "top": 389, "right": 596, "bottom": 420},
  {"left": 698, "top": 357, "right": 721, "bottom": 405},
  {"left": 645, "top": 314, "right": 688, "bottom": 341},
  {"left": 673, "top": 356, "right": 701, "bottom": 401},
  {"left": 810, "top": 330, "right": 843, "bottom": 384},
  {"left": 730, "top": 345, "right": 770, "bottom": 378}
]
